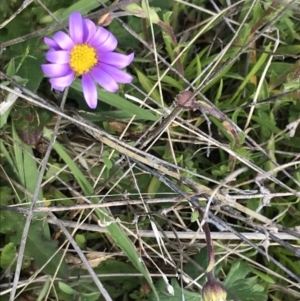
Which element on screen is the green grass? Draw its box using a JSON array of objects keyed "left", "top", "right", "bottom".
[{"left": 1, "top": 0, "right": 300, "bottom": 301}]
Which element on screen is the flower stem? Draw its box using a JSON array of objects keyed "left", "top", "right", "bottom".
[{"left": 201, "top": 210, "right": 215, "bottom": 277}]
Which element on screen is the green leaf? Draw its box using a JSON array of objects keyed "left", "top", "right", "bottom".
[
  {"left": 224, "top": 261, "right": 251, "bottom": 287},
  {"left": 74, "top": 259, "right": 141, "bottom": 300},
  {"left": 12, "top": 123, "right": 44, "bottom": 203},
  {"left": 191, "top": 211, "right": 199, "bottom": 222},
  {"left": 37, "top": 275, "right": 51, "bottom": 301},
  {"left": 224, "top": 262, "right": 267, "bottom": 301},
  {"left": 149, "top": 74, "right": 184, "bottom": 91},
  {"left": 149, "top": 278, "right": 201, "bottom": 301},
  {"left": 136, "top": 69, "right": 162, "bottom": 103},
  {"left": 80, "top": 292, "right": 101, "bottom": 301},
  {"left": 184, "top": 248, "right": 207, "bottom": 285},
  {"left": 214, "top": 78, "right": 223, "bottom": 103},
  {"left": 81, "top": 109, "right": 156, "bottom": 121},
  {"left": 230, "top": 42, "right": 272, "bottom": 103},
  {"left": 251, "top": 114, "right": 281, "bottom": 137},
  {"left": 0, "top": 241, "right": 31, "bottom": 270},
  {"left": 277, "top": 45, "right": 300, "bottom": 56},
  {"left": 251, "top": 268, "right": 276, "bottom": 284},
  {"left": 75, "top": 234, "right": 86, "bottom": 249},
  {"left": 0, "top": 187, "right": 11, "bottom": 205},
  {"left": 0, "top": 209, "right": 16, "bottom": 234},
  {"left": 146, "top": 176, "right": 161, "bottom": 196},
  {"left": 194, "top": 54, "right": 202, "bottom": 88},
  {"left": 6, "top": 58, "right": 15, "bottom": 76},
  {"left": 71, "top": 79, "right": 158, "bottom": 121},
  {"left": 0, "top": 210, "right": 69, "bottom": 278},
  {"left": 227, "top": 280, "right": 266, "bottom": 301},
  {"left": 24, "top": 221, "right": 69, "bottom": 278},
  {"left": 59, "top": 282, "right": 77, "bottom": 295},
  {"left": 0, "top": 242, "right": 16, "bottom": 269},
  {"left": 39, "top": 0, "right": 102, "bottom": 23},
  {"left": 43, "top": 129, "right": 94, "bottom": 192},
  {"left": 16, "top": 42, "right": 45, "bottom": 92},
  {"left": 102, "top": 152, "right": 113, "bottom": 170}
]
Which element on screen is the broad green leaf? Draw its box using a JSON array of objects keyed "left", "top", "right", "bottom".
[
  {"left": 0, "top": 209, "right": 17, "bottom": 234},
  {"left": 0, "top": 210, "right": 69, "bottom": 278},
  {"left": 0, "top": 242, "right": 31, "bottom": 270},
  {"left": 224, "top": 261, "right": 251, "bottom": 287},
  {"left": 191, "top": 211, "right": 200, "bottom": 222},
  {"left": 25, "top": 221, "right": 69, "bottom": 278},
  {"left": 252, "top": 0, "right": 264, "bottom": 24},
  {"left": 0, "top": 242, "right": 16, "bottom": 269},
  {"left": 277, "top": 45, "right": 300, "bottom": 55},
  {"left": 223, "top": 261, "right": 267, "bottom": 301},
  {"left": 72, "top": 79, "right": 157, "bottom": 121},
  {"left": 17, "top": 41, "right": 44, "bottom": 92},
  {"left": 75, "top": 234, "right": 86, "bottom": 249},
  {"left": 59, "top": 282, "right": 77, "bottom": 295}
]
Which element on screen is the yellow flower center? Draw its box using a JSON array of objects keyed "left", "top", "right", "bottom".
[{"left": 69, "top": 44, "right": 98, "bottom": 76}]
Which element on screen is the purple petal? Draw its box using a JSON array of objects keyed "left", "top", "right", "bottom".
[
  {"left": 82, "top": 74, "right": 98, "bottom": 109},
  {"left": 90, "top": 66, "right": 118, "bottom": 92},
  {"left": 69, "top": 12, "right": 84, "bottom": 43},
  {"left": 94, "top": 33, "right": 117, "bottom": 52},
  {"left": 97, "top": 63, "right": 133, "bottom": 83},
  {"left": 98, "top": 52, "right": 134, "bottom": 68},
  {"left": 51, "top": 85, "right": 65, "bottom": 92},
  {"left": 82, "top": 19, "right": 95, "bottom": 43},
  {"left": 49, "top": 70, "right": 75, "bottom": 89},
  {"left": 41, "top": 63, "right": 71, "bottom": 77},
  {"left": 46, "top": 50, "right": 70, "bottom": 64},
  {"left": 44, "top": 37, "right": 59, "bottom": 50},
  {"left": 52, "top": 31, "right": 74, "bottom": 50},
  {"left": 88, "top": 27, "right": 110, "bottom": 48}
]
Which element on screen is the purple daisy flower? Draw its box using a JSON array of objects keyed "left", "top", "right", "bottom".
[{"left": 41, "top": 12, "right": 134, "bottom": 109}]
